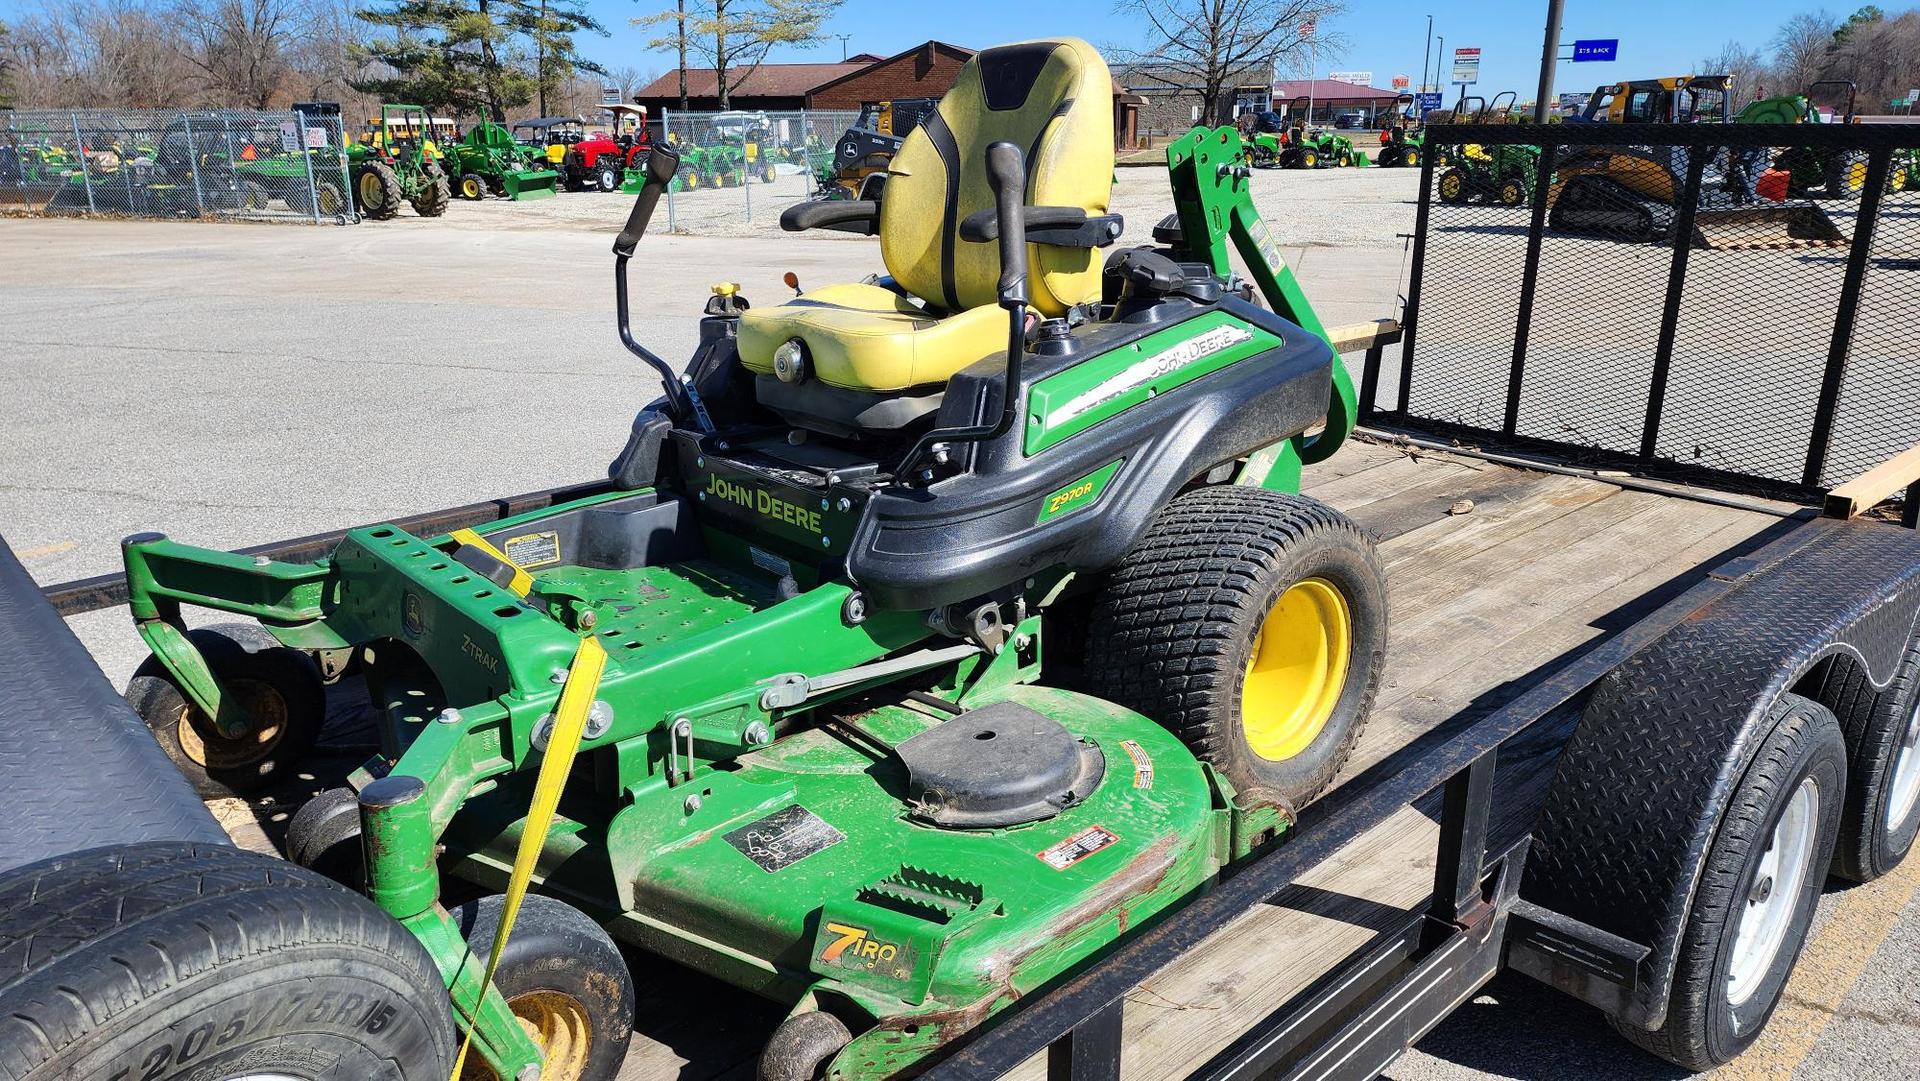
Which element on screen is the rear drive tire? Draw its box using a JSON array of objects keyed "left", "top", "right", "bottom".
[
  {"left": 412, "top": 171, "right": 451, "bottom": 216},
  {"left": 0, "top": 842, "right": 456, "bottom": 1081},
  {"left": 125, "top": 623, "right": 324, "bottom": 797},
  {"left": 1085, "top": 486, "right": 1387, "bottom": 809},
  {"left": 453, "top": 894, "right": 634, "bottom": 1081},
  {"left": 355, "top": 162, "right": 402, "bottom": 220},
  {"left": 1498, "top": 177, "right": 1528, "bottom": 207},
  {"left": 1437, "top": 166, "right": 1469, "bottom": 204},
  {"left": 1805, "top": 635, "right": 1920, "bottom": 882},
  {"left": 1610, "top": 693, "right": 1845, "bottom": 1070}
]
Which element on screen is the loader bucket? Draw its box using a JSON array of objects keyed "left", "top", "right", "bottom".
[
  {"left": 1691, "top": 204, "right": 1847, "bottom": 250},
  {"left": 503, "top": 167, "right": 558, "bottom": 201},
  {"left": 1350, "top": 152, "right": 1371, "bottom": 168}
]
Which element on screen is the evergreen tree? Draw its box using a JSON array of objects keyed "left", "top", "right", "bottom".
[{"left": 354, "top": 0, "right": 604, "bottom": 121}]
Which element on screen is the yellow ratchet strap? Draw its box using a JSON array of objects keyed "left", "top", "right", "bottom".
[
  {"left": 448, "top": 634, "right": 606, "bottom": 1080},
  {"left": 450, "top": 527, "right": 534, "bottom": 598}
]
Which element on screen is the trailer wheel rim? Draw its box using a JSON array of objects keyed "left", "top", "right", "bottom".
[
  {"left": 506, "top": 990, "right": 593, "bottom": 1081},
  {"left": 174, "top": 679, "right": 289, "bottom": 770},
  {"left": 1886, "top": 700, "right": 1920, "bottom": 831},
  {"left": 1727, "top": 775, "right": 1819, "bottom": 1006},
  {"left": 1243, "top": 578, "right": 1352, "bottom": 761}
]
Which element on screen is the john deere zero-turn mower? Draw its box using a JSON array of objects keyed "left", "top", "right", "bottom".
[{"left": 117, "top": 38, "right": 1380, "bottom": 1081}]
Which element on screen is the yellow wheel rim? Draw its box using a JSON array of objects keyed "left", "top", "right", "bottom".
[
  {"left": 358, "top": 171, "right": 382, "bottom": 204},
  {"left": 463, "top": 177, "right": 482, "bottom": 198},
  {"left": 173, "top": 679, "right": 288, "bottom": 770},
  {"left": 1439, "top": 172, "right": 1462, "bottom": 199},
  {"left": 1847, "top": 160, "right": 1867, "bottom": 193},
  {"left": 1242, "top": 578, "right": 1352, "bottom": 762},
  {"left": 461, "top": 991, "right": 593, "bottom": 1081}
]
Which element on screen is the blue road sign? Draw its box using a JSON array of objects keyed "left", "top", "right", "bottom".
[
  {"left": 1572, "top": 39, "right": 1618, "bottom": 62},
  {"left": 1417, "top": 91, "right": 1444, "bottom": 113}
]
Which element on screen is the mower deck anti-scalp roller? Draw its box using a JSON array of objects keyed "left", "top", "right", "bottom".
[{"left": 115, "top": 37, "right": 1380, "bottom": 1081}]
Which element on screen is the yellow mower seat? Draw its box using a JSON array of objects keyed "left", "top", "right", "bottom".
[
  {"left": 739, "top": 37, "right": 1115, "bottom": 395},
  {"left": 736, "top": 283, "right": 1010, "bottom": 391}
]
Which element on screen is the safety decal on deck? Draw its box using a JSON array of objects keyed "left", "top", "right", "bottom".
[
  {"left": 724, "top": 804, "right": 845, "bottom": 873},
  {"left": 1119, "top": 740, "right": 1155, "bottom": 789},
  {"left": 1037, "top": 825, "right": 1119, "bottom": 870},
  {"left": 501, "top": 530, "right": 562, "bottom": 569}
]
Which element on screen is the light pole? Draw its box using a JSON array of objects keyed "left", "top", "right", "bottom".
[
  {"left": 835, "top": 34, "right": 852, "bottom": 61},
  {"left": 1421, "top": 15, "right": 1434, "bottom": 102},
  {"left": 1535, "top": 0, "right": 1565, "bottom": 121}
]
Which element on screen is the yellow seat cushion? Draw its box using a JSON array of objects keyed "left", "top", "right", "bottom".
[{"left": 737, "top": 283, "right": 1010, "bottom": 392}]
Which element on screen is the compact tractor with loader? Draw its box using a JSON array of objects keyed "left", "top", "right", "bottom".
[
  {"left": 1374, "top": 93, "right": 1426, "bottom": 167},
  {"left": 347, "top": 104, "right": 451, "bottom": 219},
  {"left": 442, "top": 121, "right": 559, "bottom": 201},
  {"left": 1277, "top": 97, "right": 1366, "bottom": 168},
  {"left": 515, "top": 117, "right": 629, "bottom": 192},
  {"left": 111, "top": 37, "right": 1383, "bottom": 1081}
]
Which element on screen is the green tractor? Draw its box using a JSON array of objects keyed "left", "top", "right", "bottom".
[
  {"left": 1436, "top": 92, "right": 1540, "bottom": 206},
  {"left": 1375, "top": 93, "right": 1426, "bottom": 167},
  {"left": 1739, "top": 81, "right": 1868, "bottom": 199},
  {"left": 1278, "top": 96, "right": 1367, "bottom": 168},
  {"left": 676, "top": 137, "right": 748, "bottom": 189},
  {"left": 442, "top": 121, "right": 559, "bottom": 201},
  {"left": 113, "top": 38, "right": 1381, "bottom": 1081},
  {"left": 346, "top": 104, "right": 452, "bottom": 220}
]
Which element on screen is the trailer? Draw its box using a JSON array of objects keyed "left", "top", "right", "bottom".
[{"left": 4, "top": 119, "right": 1919, "bottom": 1081}]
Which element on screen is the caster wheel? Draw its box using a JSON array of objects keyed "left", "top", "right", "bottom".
[
  {"left": 285, "top": 785, "right": 365, "bottom": 889},
  {"left": 453, "top": 894, "right": 634, "bottom": 1081},
  {"left": 760, "top": 1011, "right": 851, "bottom": 1081},
  {"left": 124, "top": 623, "right": 324, "bottom": 797}
]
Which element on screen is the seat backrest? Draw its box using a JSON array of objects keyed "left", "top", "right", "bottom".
[{"left": 879, "top": 39, "right": 1114, "bottom": 318}]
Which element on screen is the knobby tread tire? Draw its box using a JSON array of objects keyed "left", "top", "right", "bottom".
[
  {"left": 1082, "top": 486, "right": 1386, "bottom": 807},
  {"left": 1610, "top": 693, "right": 1845, "bottom": 1071},
  {"left": 0, "top": 843, "right": 454, "bottom": 1081}
]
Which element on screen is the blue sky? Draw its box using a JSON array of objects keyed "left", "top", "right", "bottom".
[
  {"left": 572, "top": 0, "right": 1837, "bottom": 98},
  {"left": 0, "top": 0, "right": 1856, "bottom": 101}
]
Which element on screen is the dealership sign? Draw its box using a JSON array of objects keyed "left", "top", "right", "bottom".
[{"left": 1451, "top": 47, "right": 1481, "bottom": 85}]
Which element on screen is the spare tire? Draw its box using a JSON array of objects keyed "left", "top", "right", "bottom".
[{"left": 0, "top": 842, "right": 455, "bottom": 1080}]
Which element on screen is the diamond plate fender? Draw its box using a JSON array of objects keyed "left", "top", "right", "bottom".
[{"left": 1521, "top": 516, "right": 1920, "bottom": 1030}]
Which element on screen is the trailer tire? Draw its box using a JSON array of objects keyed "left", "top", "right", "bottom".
[
  {"left": 1085, "top": 487, "right": 1386, "bottom": 809},
  {"left": 454, "top": 893, "right": 634, "bottom": 1081},
  {"left": 0, "top": 842, "right": 456, "bottom": 1081},
  {"left": 1611, "top": 693, "right": 1845, "bottom": 1071},
  {"left": 1805, "top": 634, "right": 1920, "bottom": 882},
  {"left": 125, "top": 624, "right": 324, "bottom": 797}
]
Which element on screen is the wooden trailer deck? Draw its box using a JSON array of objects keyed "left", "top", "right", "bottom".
[{"left": 198, "top": 439, "right": 1801, "bottom": 1080}]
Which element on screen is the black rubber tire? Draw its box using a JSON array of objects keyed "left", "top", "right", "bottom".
[
  {"left": 595, "top": 164, "right": 621, "bottom": 192},
  {"left": 124, "top": 623, "right": 325, "bottom": 798},
  {"left": 412, "top": 170, "right": 451, "bottom": 217},
  {"left": 0, "top": 842, "right": 456, "bottom": 1081},
  {"left": 285, "top": 785, "right": 366, "bottom": 889},
  {"left": 1083, "top": 487, "right": 1387, "bottom": 808},
  {"left": 1610, "top": 693, "right": 1845, "bottom": 1071},
  {"left": 1437, "top": 166, "right": 1470, "bottom": 204},
  {"left": 453, "top": 894, "right": 634, "bottom": 1081},
  {"left": 287, "top": 180, "right": 345, "bottom": 217},
  {"left": 240, "top": 179, "right": 269, "bottom": 211},
  {"left": 1804, "top": 635, "right": 1920, "bottom": 882},
  {"left": 459, "top": 172, "right": 487, "bottom": 200},
  {"left": 759, "top": 1011, "right": 852, "bottom": 1081},
  {"left": 355, "top": 161, "right": 402, "bottom": 220},
  {"left": 1498, "top": 177, "right": 1528, "bottom": 207},
  {"left": 1825, "top": 149, "right": 1867, "bottom": 198}
]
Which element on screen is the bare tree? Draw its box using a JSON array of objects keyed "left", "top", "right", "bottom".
[
  {"left": 1109, "top": 0, "right": 1343, "bottom": 126},
  {"left": 638, "top": 0, "right": 837, "bottom": 109},
  {"left": 170, "top": 0, "right": 297, "bottom": 109},
  {"left": 608, "top": 63, "right": 657, "bottom": 101},
  {"left": 1773, "top": 9, "right": 1841, "bottom": 93},
  {"left": 1699, "top": 40, "right": 1770, "bottom": 107}
]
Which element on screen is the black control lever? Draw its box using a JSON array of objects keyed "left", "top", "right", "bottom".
[
  {"left": 610, "top": 146, "right": 713, "bottom": 431},
  {"left": 896, "top": 141, "right": 1030, "bottom": 482}
]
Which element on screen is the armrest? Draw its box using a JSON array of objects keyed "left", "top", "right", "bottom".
[
  {"left": 780, "top": 199, "right": 880, "bottom": 235},
  {"left": 958, "top": 205, "right": 1124, "bottom": 248}
]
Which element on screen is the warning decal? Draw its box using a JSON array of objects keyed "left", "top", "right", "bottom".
[
  {"left": 1119, "top": 740, "right": 1155, "bottom": 789},
  {"left": 724, "top": 804, "right": 845, "bottom": 872},
  {"left": 1037, "top": 825, "right": 1120, "bottom": 870},
  {"left": 501, "top": 530, "right": 562, "bottom": 569}
]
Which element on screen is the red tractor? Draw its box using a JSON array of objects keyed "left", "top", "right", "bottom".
[{"left": 511, "top": 117, "right": 629, "bottom": 192}]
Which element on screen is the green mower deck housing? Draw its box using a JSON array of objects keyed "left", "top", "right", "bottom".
[{"left": 119, "top": 58, "right": 1368, "bottom": 1079}]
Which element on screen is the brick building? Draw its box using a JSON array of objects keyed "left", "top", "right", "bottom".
[
  {"left": 632, "top": 61, "right": 869, "bottom": 114},
  {"left": 806, "top": 41, "right": 975, "bottom": 109}
]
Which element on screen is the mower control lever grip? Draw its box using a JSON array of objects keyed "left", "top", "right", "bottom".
[
  {"left": 613, "top": 145, "right": 681, "bottom": 258},
  {"left": 985, "top": 141, "right": 1027, "bottom": 308}
]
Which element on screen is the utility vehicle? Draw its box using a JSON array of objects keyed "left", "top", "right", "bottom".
[{"left": 104, "top": 38, "right": 1379, "bottom": 1081}]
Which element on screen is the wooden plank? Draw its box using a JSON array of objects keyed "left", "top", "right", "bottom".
[
  {"left": 1823, "top": 440, "right": 1920, "bottom": 519},
  {"left": 1325, "top": 318, "right": 1402, "bottom": 355}
]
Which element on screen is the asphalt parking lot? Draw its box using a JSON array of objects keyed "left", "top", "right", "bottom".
[{"left": 3, "top": 162, "right": 1918, "bottom": 1080}]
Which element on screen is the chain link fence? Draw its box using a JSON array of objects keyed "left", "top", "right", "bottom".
[
  {"left": 1369, "top": 120, "right": 1920, "bottom": 502},
  {"left": 1, "top": 107, "right": 357, "bottom": 224},
  {"left": 649, "top": 108, "right": 860, "bottom": 231}
]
